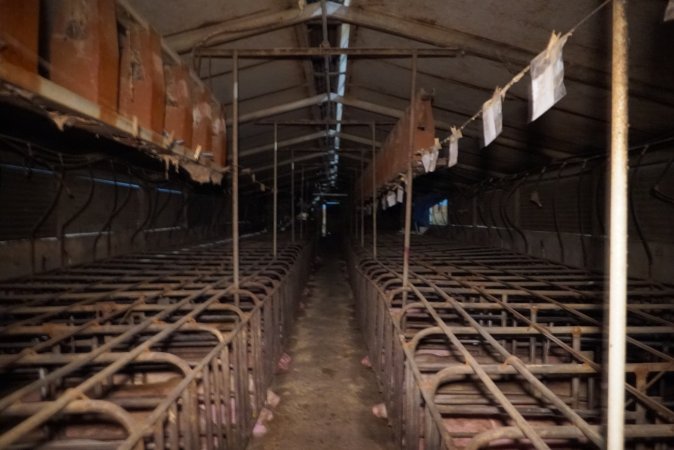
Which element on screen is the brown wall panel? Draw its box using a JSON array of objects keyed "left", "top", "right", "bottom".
[
  {"left": 47, "top": 0, "right": 119, "bottom": 112},
  {"left": 118, "top": 24, "right": 165, "bottom": 134},
  {"left": 0, "top": 0, "right": 40, "bottom": 72},
  {"left": 164, "top": 64, "right": 193, "bottom": 148}
]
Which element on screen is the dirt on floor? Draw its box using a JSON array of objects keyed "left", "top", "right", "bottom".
[{"left": 247, "top": 236, "right": 396, "bottom": 450}]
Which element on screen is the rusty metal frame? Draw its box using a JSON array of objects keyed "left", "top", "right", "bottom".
[
  {"left": 0, "top": 236, "right": 312, "bottom": 449},
  {"left": 348, "top": 236, "right": 674, "bottom": 450}
]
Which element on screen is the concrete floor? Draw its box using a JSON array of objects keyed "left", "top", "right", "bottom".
[{"left": 247, "top": 237, "right": 396, "bottom": 450}]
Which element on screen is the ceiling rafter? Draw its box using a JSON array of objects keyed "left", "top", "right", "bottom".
[{"left": 166, "top": 1, "right": 674, "bottom": 108}]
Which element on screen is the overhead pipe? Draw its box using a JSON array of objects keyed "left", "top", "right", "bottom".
[{"left": 606, "top": 1, "right": 629, "bottom": 449}]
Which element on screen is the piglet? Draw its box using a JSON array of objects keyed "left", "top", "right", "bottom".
[
  {"left": 252, "top": 407, "right": 274, "bottom": 438},
  {"left": 276, "top": 352, "right": 292, "bottom": 372},
  {"left": 372, "top": 402, "right": 388, "bottom": 419},
  {"left": 266, "top": 389, "right": 281, "bottom": 408}
]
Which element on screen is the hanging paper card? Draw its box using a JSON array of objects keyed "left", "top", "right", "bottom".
[
  {"left": 666, "top": 0, "right": 674, "bottom": 21},
  {"left": 397, "top": 185, "right": 404, "bottom": 203},
  {"left": 482, "top": 88, "right": 502, "bottom": 147},
  {"left": 381, "top": 196, "right": 387, "bottom": 210},
  {"left": 421, "top": 151, "right": 433, "bottom": 173},
  {"left": 387, "top": 191, "right": 397, "bottom": 207},
  {"left": 421, "top": 148, "right": 439, "bottom": 173},
  {"left": 530, "top": 32, "right": 569, "bottom": 122},
  {"left": 430, "top": 138, "right": 441, "bottom": 172},
  {"left": 448, "top": 127, "right": 462, "bottom": 168}
]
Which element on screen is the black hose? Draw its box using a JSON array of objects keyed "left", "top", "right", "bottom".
[
  {"left": 552, "top": 162, "right": 567, "bottom": 263},
  {"left": 629, "top": 147, "right": 653, "bottom": 280},
  {"left": 576, "top": 161, "right": 588, "bottom": 268}
]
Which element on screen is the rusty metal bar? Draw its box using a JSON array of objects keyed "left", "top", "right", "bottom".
[
  {"left": 273, "top": 122, "right": 278, "bottom": 258},
  {"left": 291, "top": 149, "right": 296, "bottom": 243},
  {"left": 232, "top": 50, "right": 240, "bottom": 297},
  {"left": 195, "top": 47, "right": 461, "bottom": 58},
  {"left": 360, "top": 146, "right": 365, "bottom": 248},
  {"left": 0, "top": 236, "right": 312, "bottom": 449},
  {"left": 300, "top": 165, "right": 305, "bottom": 240},
  {"left": 372, "top": 122, "right": 378, "bottom": 260},
  {"left": 347, "top": 235, "right": 674, "bottom": 450},
  {"left": 401, "top": 51, "right": 417, "bottom": 306}
]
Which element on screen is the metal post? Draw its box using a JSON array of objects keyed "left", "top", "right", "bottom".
[
  {"left": 273, "top": 122, "right": 278, "bottom": 258},
  {"left": 231, "top": 51, "right": 240, "bottom": 303},
  {"left": 300, "top": 165, "right": 305, "bottom": 239},
  {"left": 371, "top": 122, "right": 377, "bottom": 260},
  {"left": 291, "top": 149, "right": 296, "bottom": 242},
  {"left": 606, "top": 1, "right": 629, "bottom": 449},
  {"left": 360, "top": 147, "right": 365, "bottom": 247},
  {"left": 401, "top": 51, "right": 417, "bottom": 306}
]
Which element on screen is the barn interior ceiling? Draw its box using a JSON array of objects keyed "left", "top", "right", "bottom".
[{"left": 126, "top": 0, "right": 674, "bottom": 194}]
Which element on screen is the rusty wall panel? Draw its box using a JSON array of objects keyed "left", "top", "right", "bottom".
[
  {"left": 0, "top": 0, "right": 39, "bottom": 72},
  {"left": 164, "top": 64, "right": 193, "bottom": 148},
  {"left": 47, "top": 0, "right": 119, "bottom": 113},
  {"left": 118, "top": 24, "right": 165, "bottom": 134},
  {"left": 358, "top": 94, "right": 435, "bottom": 200}
]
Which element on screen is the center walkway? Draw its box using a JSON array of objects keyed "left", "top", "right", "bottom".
[{"left": 247, "top": 237, "right": 396, "bottom": 450}]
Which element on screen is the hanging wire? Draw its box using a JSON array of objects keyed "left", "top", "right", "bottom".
[{"left": 437, "top": 0, "right": 612, "bottom": 147}]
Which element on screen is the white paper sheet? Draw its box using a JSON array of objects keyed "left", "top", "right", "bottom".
[
  {"left": 448, "top": 127, "right": 462, "bottom": 168},
  {"left": 482, "top": 89, "right": 503, "bottom": 147},
  {"left": 421, "top": 148, "right": 439, "bottom": 173},
  {"left": 397, "top": 186, "right": 404, "bottom": 203},
  {"left": 666, "top": 0, "right": 674, "bottom": 21},
  {"left": 530, "top": 33, "right": 568, "bottom": 122},
  {"left": 387, "top": 191, "right": 397, "bottom": 207}
]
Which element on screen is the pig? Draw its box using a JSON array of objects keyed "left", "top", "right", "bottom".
[
  {"left": 252, "top": 407, "right": 274, "bottom": 438},
  {"left": 266, "top": 389, "right": 281, "bottom": 408}
]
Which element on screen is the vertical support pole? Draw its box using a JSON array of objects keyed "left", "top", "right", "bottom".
[
  {"left": 273, "top": 122, "right": 278, "bottom": 258},
  {"left": 401, "top": 51, "right": 417, "bottom": 306},
  {"left": 606, "top": 1, "right": 629, "bottom": 449},
  {"left": 360, "top": 147, "right": 365, "bottom": 247},
  {"left": 291, "top": 149, "right": 296, "bottom": 243},
  {"left": 231, "top": 51, "right": 240, "bottom": 303},
  {"left": 371, "top": 122, "right": 377, "bottom": 260},
  {"left": 300, "top": 165, "right": 305, "bottom": 239}
]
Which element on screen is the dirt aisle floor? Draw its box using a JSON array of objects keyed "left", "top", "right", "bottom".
[{"left": 247, "top": 237, "right": 396, "bottom": 450}]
